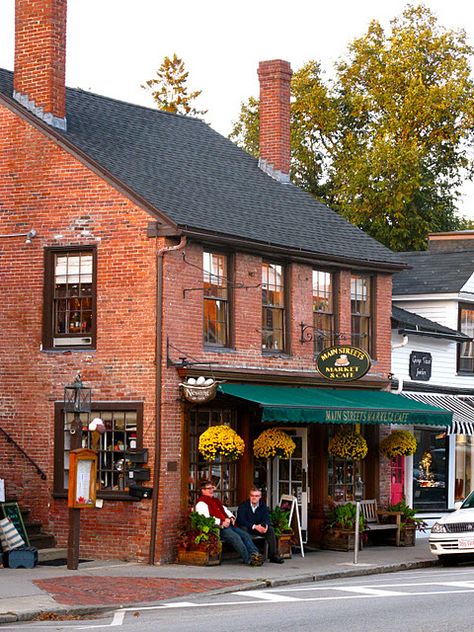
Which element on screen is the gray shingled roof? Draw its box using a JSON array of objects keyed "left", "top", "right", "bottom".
[
  {"left": 393, "top": 250, "right": 474, "bottom": 295},
  {"left": 392, "top": 305, "right": 469, "bottom": 340},
  {"left": 0, "top": 68, "right": 403, "bottom": 268}
]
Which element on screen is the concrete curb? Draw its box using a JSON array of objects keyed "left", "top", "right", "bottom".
[{"left": 0, "top": 559, "right": 439, "bottom": 625}]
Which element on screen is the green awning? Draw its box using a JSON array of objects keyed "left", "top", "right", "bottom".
[{"left": 218, "top": 384, "right": 452, "bottom": 427}]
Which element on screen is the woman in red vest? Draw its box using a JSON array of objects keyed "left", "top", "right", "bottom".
[{"left": 195, "top": 480, "right": 263, "bottom": 566}]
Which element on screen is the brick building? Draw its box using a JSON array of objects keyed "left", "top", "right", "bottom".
[{"left": 0, "top": 0, "right": 451, "bottom": 562}]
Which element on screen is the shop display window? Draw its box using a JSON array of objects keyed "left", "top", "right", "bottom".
[
  {"left": 54, "top": 402, "right": 143, "bottom": 496},
  {"left": 413, "top": 427, "right": 448, "bottom": 510},
  {"left": 455, "top": 435, "right": 474, "bottom": 502},
  {"left": 188, "top": 408, "right": 237, "bottom": 506},
  {"left": 327, "top": 425, "right": 365, "bottom": 502}
]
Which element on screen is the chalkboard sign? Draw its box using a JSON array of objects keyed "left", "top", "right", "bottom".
[
  {"left": 279, "top": 494, "right": 304, "bottom": 557},
  {"left": 0, "top": 502, "right": 30, "bottom": 547},
  {"left": 409, "top": 351, "right": 432, "bottom": 381}
]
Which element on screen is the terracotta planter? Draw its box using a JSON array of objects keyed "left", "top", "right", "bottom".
[
  {"left": 277, "top": 533, "right": 293, "bottom": 559},
  {"left": 176, "top": 548, "right": 221, "bottom": 566},
  {"left": 321, "top": 528, "right": 363, "bottom": 552},
  {"left": 401, "top": 525, "right": 416, "bottom": 547}
]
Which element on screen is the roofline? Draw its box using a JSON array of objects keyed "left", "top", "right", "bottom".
[
  {"left": 396, "top": 328, "right": 470, "bottom": 342},
  {"left": 0, "top": 91, "right": 178, "bottom": 231},
  {"left": 180, "top": 227, "right": 408, "bottom": 272}
]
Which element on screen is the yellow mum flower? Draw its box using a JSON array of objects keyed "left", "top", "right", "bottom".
[
  {"left": 328, "top": 429, "right": 368, "bottom": 461},
  {"left": 380, "top": 430, "right": 417, "bottom": 458},
  {"left": 253, "top": 429, "right": 296, "bottom": 459},
  {"left": 198, "top": 426, "right": 245, "bottom": 462}
]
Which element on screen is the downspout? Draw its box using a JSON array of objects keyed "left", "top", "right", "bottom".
[
  {"left": 391, "top": 334, "right": 409, "bottom": 394},
  {"left": 149, "top": 235, "right": 187, "bottom": 565}
]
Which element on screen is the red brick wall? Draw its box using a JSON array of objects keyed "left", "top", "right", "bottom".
[
  {"left": 14, "top": 0, "right": 67, "bottom": 121},
  {"left": 0, "top": 104, "right": 157, "bottom": 561}
]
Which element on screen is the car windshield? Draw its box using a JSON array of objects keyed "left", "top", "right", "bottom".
[{"left": 461, "top": 490, "right": 474, "bottom": 509}]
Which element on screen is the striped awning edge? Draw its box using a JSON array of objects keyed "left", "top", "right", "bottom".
[{"left": 401, "top": 392, "right": 474, "bottom": 436}]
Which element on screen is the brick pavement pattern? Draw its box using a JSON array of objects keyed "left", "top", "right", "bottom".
[{"left": 33, "top": 576, "right": 251, "bottom": 606}]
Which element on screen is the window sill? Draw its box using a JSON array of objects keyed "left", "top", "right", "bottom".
[
  {"left": 53, "top": 491, "right": 141, "bottom": 502},
  {"left": 262, "top": 350, "right": 290, "bottom": 358},
  {"left": 204, "top": 345, "right": 236, "bottom": 354},
  {"left": 42, "top": 347, "right": 96, "bottom": 353}
]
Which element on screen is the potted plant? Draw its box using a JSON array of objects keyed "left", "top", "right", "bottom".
[
  {"left": 321, "top": 502, "right": 366, "bottom": 551},
  {"left": 270, "top": 506, "right": 293, "bottom": 558},
  {"left": 198, "top": 425, "right": 245, "bottom": 462},
  {"left": 253, "top": 429, "right": 296, "bottom": 459},
  {"left": 176, "top": 511, "right": 222, "bottom": 566},
  {"left": 328, "top": 429, "right": 368, "bottom": 461},
  {"left": 386, "top": 499, "right": 427, "bottom": 546},
  {"left": 380, "top": 430, "right": 417, "bottom": 458}
]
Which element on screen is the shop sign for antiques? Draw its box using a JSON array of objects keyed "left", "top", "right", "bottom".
[
  {"left": 409, "top": 351, "right": 432, "bottom": 381},
  {"left": 316, "top": 345, "right": 371, "bottom": 382}
]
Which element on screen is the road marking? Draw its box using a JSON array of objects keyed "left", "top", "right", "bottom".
[
  {"left": 234, "top": 590, "right": 301, "bottom": 602},
  {"left": 75, "top": 610, "right": 125, "bottom": 629},
  {"left": 332, "top": 587, "right": 407, "bottom": 596}
]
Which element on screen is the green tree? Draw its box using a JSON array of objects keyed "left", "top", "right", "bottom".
[
  {"left": 230, "top": 6, "right": 474, "bottom": 251},
  {"left": 143, "top": 53, "right": 206, "bottom": 117}
]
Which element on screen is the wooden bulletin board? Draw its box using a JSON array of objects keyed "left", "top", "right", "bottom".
[
  {"left": 68, "top": 448, "right": 97, "bottom": 509},
  {"left": 0, "top": 501, "right": 30, "bottom": 546}
]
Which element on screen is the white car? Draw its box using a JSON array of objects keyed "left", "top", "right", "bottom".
[{"left": 430, "top": 490, "right": 474, "bottom": 566}]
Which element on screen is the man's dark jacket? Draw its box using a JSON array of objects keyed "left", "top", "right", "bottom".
[{"left": 237, "top": 499, "right": 271, "bottom": 531}]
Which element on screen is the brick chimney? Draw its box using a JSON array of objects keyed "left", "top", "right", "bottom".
[
  {"left": 13, "top": 0, "right": 67, "bottom": 130},
  {"left": 257, "top": 59, "right": 292, "bottom": 183}
]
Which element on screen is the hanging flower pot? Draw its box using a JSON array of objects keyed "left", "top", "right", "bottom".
[
  {"left": 198, "top": 425, "right": 245, "bottom": 462},
  {"left": 253, "top": 428, "right": 296, "bottom": 459},
  {"left": 328, "top": 428, "right": 368, "bottom": 461},
  {"left": 380, "top": 429, "right": 417, "bottom": 458}
]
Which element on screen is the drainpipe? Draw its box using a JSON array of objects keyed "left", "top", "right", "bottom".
[
  {"left": 149, "top": 235, "right": 187, "bottom": 565},
  {"left": 391, "top": 335, "right": 409, "bottom": 394}
]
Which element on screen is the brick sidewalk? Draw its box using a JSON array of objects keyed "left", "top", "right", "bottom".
[{"left": 33, "top": 576, "right": 251, "bottom": 606}]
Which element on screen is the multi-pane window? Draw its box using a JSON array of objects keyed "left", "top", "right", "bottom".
[
  {"left": 327, "top": 425, "right": 365, "bottom": 502},
  {"left": 313, "top": 270, "right": 334, "bottom": 354},
  {"left": 54, "top": 403, "right": 143, "bottom": 496},
  {"left": 44, "top": 248, "right": 96, "bottom": 348},
  {"left": 203, "top": 252, "right": 229, "bottom": 347},
  {"left": 262, "top": 262, "right": 285, "bottom": 352},
  {"left": 188, "top": 409, "right": 237, "bottom": 506},
  {"left": 351, "top": 274, "right": 372, "bottom": 353},
  {"left": 458, "top": 306, "right": 474, "bottom": 372}
]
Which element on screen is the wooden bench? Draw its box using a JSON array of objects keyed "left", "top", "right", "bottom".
[{"left": 358, "top": 499, "right": 401, "bottom": 547}]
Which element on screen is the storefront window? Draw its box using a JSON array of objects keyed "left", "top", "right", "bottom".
[
  {"left": 413, "top": 427, "right": 448, "bottom": 511},
  {"left": 188, "top": 408, "right": 237, "bottom": 506},
  {"left": 455, "top": 435, "right": 474, "bottom": 502},
  {"left": 327, "top": 425, "right": 365, "bottom": 502}
]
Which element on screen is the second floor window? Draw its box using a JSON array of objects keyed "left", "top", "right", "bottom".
[
  {"left": 262, "top": 262, "right": 285, "bottom": 352},
  {"left": 203, "top": 252, "right": 229, "bottom": 347},
  {"left": 43, "top": 248, "right": 96, "bottom": 349},
  {"left": 313, "top": 270, "right": 334, "bottom": 354},
  {"left": 351, "top": 274, "right": 372, "bottom": 353},
  {"left": 459, "top": 305, "right": 474, "bottom": 372}
]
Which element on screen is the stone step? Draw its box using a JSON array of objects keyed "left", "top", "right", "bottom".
[
  {"left": 24, "top": 521, "right": 42, "bottom": 536},
  {"left": 28, "top": 532, "right": 56, "bottom": 550},
  {"left": 37, "top": 547, "right": 68, "bottom": 563}
]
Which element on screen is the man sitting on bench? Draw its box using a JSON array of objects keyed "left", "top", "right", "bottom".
[
  {"left": 195, "top": 480, "right": 264, "bottom": 566},
  {"left": 237, "top": 486, "right": 284, "bottom": 564}
]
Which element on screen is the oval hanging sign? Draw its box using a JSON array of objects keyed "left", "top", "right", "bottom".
[{"left": 316, "top": 345, "right": 371, "bottom": 382}]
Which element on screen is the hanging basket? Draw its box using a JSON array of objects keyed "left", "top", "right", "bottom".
[
  {"left": 253, "top": 428, "right": 296, "bottom": 459},
  {"left": 198, "top": 425, "right": 245, "bottom": 462},
  {"left": 328, "top": 429, "right": 368, "bottom": 461},
  {"left": 380, "top": 429, "right": 417, "bottom": 458}
]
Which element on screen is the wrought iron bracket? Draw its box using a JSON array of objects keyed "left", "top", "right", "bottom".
[
  {"left": 299, "top": 322, "right": 347, "bottom": 344},
  {"left": 166, "top": 337, "right": 220, "bottom": 369}
]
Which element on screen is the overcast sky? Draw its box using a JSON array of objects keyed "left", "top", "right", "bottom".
[{"left": 1, "top": 0, "right": 473, "bottom": 217}]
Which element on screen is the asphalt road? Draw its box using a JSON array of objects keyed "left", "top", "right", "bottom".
[{"left": 6, "top": 566, "right": 474, "bottom": 631}]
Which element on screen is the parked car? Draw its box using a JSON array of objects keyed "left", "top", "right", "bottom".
[{"left": 429, "top": 490, "right": 474, "bottom": 566}]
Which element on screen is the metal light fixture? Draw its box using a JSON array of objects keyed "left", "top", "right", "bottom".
[
  {"left": 0, "top": 228, "right": 37, "bottom": 244},
  {"left": 64, "top": 372, "right": 92, "bottom": 435}
]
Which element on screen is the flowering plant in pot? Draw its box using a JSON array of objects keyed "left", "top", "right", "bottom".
[
  {"left": 328, "top": 429, "right": 368, "bottom": 461},
  {"left": 198, "top": 425, "right": 245, "bottom": 462},
  {"left": 253, "top": 429, "right": 296, "bottom": 459},
  {"left": 386, "top": 499, "right": 427, "bottom": 545},
  {"left": 380, "top": 430, "right": 417, "bottom": 458},
  {"left": 176, "top": 511, "right": 222, "bottom": 565},
  {"left": 321, "top": 501, "right": 366, "bottom": 551}
]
